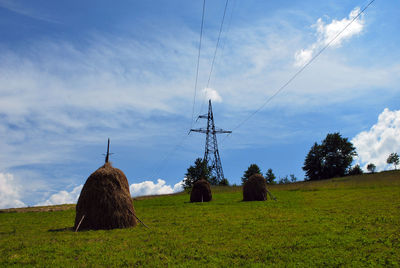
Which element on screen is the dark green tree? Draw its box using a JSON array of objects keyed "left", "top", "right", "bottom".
[
  {"left": 219, "top": 178, "right": 229, "bottom": 186},
  {"left": 183, "top": 158, "right": 210, "bottom": 190},
  {"left": 290, "top": 174, "right": 297, "bottom": 182},
  {"left": 348, "top": 164, "right": 363, "bottom": 175},
  {"left": 303, "top": 133, "right": 357, "bottom": 180},
  {"left": 303, "top": 142, "right": 324, "bottom": 181},
  {"left": 278, "top": 175, "right": 290, "bottom": 184},
  {"left": 241, "top": 164, "right": 262, "bottom": 184},
  {"left": 387, "top": 152, "right": 399, "bottom": 170},
  {"left": 367, "top": 163, "right": 376, "bottom": 174},
  {"left": 208, "top": 176, "right": 219, "bottom": 186},
  {"left": 265, "top": 168, "right": 276, "bottom": 184}
]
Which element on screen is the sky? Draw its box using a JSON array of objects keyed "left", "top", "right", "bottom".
[{"left": 1, "top": 0, "right": 400, "bottom": 209}]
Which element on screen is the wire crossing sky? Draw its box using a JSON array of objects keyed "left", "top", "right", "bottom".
[
  {"left": 222, "top": 0, "right": 377, "bottom": 142},
  {"left": 0, "top": 0, "right": 399, "bottom": 208},
  {"left": 190, "top": 0, "right": 206, "bottom": 130}
]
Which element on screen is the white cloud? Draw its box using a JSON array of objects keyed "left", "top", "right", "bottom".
[
  {"left": 294, "top": 48, "right": 313, "bottom": 68},
  {"left": 202, "top": 87, "right": 222, "bottom": 103},
  {"left": 0, "top": 173, "right": 26, "bottom": 209},
  {"left": 129, "top": 179, "right": 183, "bottom": 197},
  {"left": 34, "top": 179, "right": 184, "bottom": 206},
  {"left": 294, "top": 7, "right": 364, "bottom": 66},
  {"left": 352, "top": 108, "right": 400, "bottom": 171},
  {"left": 0, "top": 5, "right": 398, "bottom": 204},
  {"left": 36, "top": 185, "right": 83, "bottom": 206}
]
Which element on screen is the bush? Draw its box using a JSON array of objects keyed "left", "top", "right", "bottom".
[
  {"left": 367, "top": 163, "right": 376, "bottom": 174},
  {"left": 348, "top": 164, "right": 363, "bottom": 175}
]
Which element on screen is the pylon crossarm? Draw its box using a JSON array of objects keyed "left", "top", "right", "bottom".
[
  {"left": 190, "top": 128, "right": 208, "bottom": 133},
  {"left": 198, "top": 114, "right": 208, "bottom": 119},
  {"left": 213, "top": 129, "right": 232, "bottom": 134}
]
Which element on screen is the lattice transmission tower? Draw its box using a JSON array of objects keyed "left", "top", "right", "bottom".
[{"left": 190, "top": 99, "right": 231, "bottom": 183}]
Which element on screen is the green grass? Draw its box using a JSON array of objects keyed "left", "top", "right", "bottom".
[{"left": 1, "top": 171, "right": 400, "bottom": 267}]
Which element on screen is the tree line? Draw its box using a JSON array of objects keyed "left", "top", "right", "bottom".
[
  {"left": 303, "top": 132, "right": 399, "bottom": 180},
  {"left": 183, "top": 132, "right": 399, "bottom": 189}
]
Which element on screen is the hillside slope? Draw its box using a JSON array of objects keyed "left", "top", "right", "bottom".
[{"left": 1, "top": 171, "right": 399, "bottom": 266}]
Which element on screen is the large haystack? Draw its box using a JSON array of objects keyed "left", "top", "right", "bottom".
[
  {"left": 74, "top": 162, "right": 137, "bottom": 230},
  {"left": 243, "top": 174, "right": 267, "bottom": 201},
  {"left": 190, "top": 179, "right": 212, "bottom": 202}
]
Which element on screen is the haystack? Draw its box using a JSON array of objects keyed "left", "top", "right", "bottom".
[
  {"left": 74, "top": 162, "right": 137, "bottom": 230},
  {"left": 243, "top": 173, "right": 267, "bottom": 201},
  {"left": 190, "top": 179, "right": 212, "bottom": 202}
]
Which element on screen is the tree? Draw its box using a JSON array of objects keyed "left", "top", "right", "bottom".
[
  {"left": 367, "top": 163, "right": 376, "bottom": 174},
  {"left": 348, "top": 164, "right": 363, "bottom": 176},
  {"left": 219, "top": 178, "right": 229, "bottom": 186},
  {"left": 183, "top": 158, "right": 210, "bottom": 190},
  {"left": 241, "top": 164, "right": 262, "bottom": 184},
  {"left": 265, "top": 168, "right": 276, "bottom": 184},
  {"left": 290, "top": 174, "right": 297, "bottom": 183},
  {"left": 387, "top": 153, "right": 399, "bottom": 170},
  {"left": 302, "top": 133, "right": 357, "bottom": 181},
  {"left": 278, "top": 175, "right": 290, "bottom": 184},
  {"left": 303, "top": 143, "right": 323, "bottom": 181}
]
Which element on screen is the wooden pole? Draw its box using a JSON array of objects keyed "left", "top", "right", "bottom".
[
  {"left": 128, "top": 207, "right": 149, "bottom": 229},
  {"left": 267, "top": 190, "right": 277, "bottom": 201},
  {"left": 132, "top": 213, "right": 150, "bottom": 229},
  {"left": 105, "top": 138, "right": 110, "bottom": 163},
  {"left": 75, "top": 215, "right": 85, "bottom": 232}
]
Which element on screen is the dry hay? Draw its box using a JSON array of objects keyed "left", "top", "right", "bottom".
[
  {"left": 243, "top": 174, "right": 267, "bottom": 201},
  {"left": 190, "top": 179, "right": 212, "bottom": 202},
  {"left": 74, "top": 162, "right": 137, "bottom": 230}
]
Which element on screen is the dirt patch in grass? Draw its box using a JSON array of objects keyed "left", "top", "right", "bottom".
[{"left": 0, "top": 204, "right": 75, "bottom": 213}]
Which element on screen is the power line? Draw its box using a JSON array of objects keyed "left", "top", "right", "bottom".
[
  {"left": 221, "top": 0, "right": 376, "bottom": 142},
  {"left": 150, "top": 132, "right": 191, "bottom": 180},
  {"left": 155, "top": 1, "right": 232, "bottom": 180},
  {"left": 206, "top": 0, "right": 229, "bottom": 89},
  {"left": 218, "top": 0, "right": 237, "bottom": 64},
  {"left": 197, "top": 0, "right": 230, "bottom": 118},
  {"left": 190, "top": 0, "right": 206, "bottom": 130},
  {"left": 151, "top": 0, "right": 207, "bottom": 179}
]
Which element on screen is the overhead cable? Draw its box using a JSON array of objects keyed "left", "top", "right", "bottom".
[
  {"left": 190, "top": 0, "right": 206, "bottom": 130},
  {"left": 222, "top": 0, "right": 376, "bottom": 141},
  {"left": 198, "top": 0, "right": 230, "bottom": 118}
]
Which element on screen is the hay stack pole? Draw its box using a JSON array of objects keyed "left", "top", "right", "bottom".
[
  {"left": 105, "top": 138, "right": 111, "bottom": 163},
  {"left": 74, "top": 138, "right": 138, "bottom": 230},
  {"left": 104, "top": 138, "right": 149, "bottom": 228}
]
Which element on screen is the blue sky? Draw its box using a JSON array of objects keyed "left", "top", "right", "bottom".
[{"left": 1, "top": 0, "right": 400, "bottom": 208}]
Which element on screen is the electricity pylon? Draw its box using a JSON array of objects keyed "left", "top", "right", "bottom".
[{"left": 190, "top": 99, "right": 231, "bottom": 183}]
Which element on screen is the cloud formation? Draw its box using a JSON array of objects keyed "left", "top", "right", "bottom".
[
  {"left": 34, "top": 179, "right": 184, "bottom": 206},
  {"left": 129, "top": 179, "right": 183, "bottom": 197},
  {"left": 202, "top": 87, "right": 222, "bottom": 103},
  {"left": 36, "top": 185, "right": 83, "bottom": 206},
  {"left": 294, "top": 7, "right": 364, "bottom": 66},
  {"left": 0, "top": 173, "right": 26, "bottom": 209},
  {"left": 352, "top": 108, "right": 400, "bottom": 171}
]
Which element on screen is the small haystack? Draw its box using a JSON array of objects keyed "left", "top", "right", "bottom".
[
  {"left": 243, "top": 173, "right": 267, "bottom": 201},
  {"left": 74, "top": 162, "right": 137, "bottom": 230},
  {"left": 190, "top": 179, "right": 212, "bottom": 202}
]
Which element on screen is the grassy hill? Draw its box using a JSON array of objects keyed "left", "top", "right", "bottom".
[{"left": 1, "top": 171, "right": 399, "bottom": 266}]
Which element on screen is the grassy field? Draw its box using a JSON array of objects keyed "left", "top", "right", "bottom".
[{"left": 1, "top": 171, "right": 399, "bottom": 267}]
